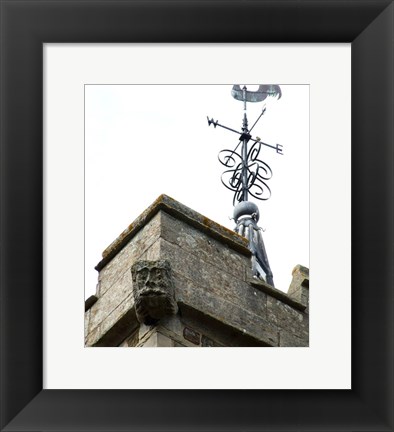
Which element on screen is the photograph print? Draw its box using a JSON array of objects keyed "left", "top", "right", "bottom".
[{"left": 84, "top": 84, "right": 309, "bottom": 348}]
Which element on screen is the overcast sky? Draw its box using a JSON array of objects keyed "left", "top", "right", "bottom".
[{"left": 85, "top": 85, "right": 309, "bottom": 297}]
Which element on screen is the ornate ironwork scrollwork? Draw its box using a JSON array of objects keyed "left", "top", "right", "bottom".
[{"left": 218, "top": 140, "right": 273, "bottom": 205}]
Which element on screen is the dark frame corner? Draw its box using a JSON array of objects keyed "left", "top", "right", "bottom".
[{"left": 1, "top": 1, "right": 393, "bottom": 431}]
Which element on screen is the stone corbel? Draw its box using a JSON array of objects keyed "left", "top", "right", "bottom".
[{"left": 131, "top": 260, "right": 178, "bottom": 325}]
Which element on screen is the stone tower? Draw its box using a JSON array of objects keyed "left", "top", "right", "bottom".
[{"left": 85, "top": 195, "right": 309, "bottom": 347}]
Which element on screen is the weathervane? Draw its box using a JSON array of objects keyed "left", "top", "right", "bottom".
[{"left": 207, "top": 85, "right": 282, "bottom": 286}]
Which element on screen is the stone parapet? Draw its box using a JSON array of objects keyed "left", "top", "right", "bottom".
[{"left": 288, "top": 264, "right": 310, "bottom": 313}]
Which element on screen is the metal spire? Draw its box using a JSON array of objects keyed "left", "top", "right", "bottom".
[{"left": 207, "top": 85, "right": 282, "bottom": 286}]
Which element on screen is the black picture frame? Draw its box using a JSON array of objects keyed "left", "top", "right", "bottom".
[{"left": 1, "top": 1, "right": 393, "bottom": 430}]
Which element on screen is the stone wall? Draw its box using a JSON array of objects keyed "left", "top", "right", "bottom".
[{"left": 85, "top": 195, "right": 309, "bottom": 347}]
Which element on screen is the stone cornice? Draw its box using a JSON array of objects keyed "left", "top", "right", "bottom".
[{"left": 95, "top": 194, "right": 250, "bottom": 271}]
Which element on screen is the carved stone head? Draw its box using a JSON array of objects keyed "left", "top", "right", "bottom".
[{"left": 131, "top": 260, "right": 177, "bottom": 325}]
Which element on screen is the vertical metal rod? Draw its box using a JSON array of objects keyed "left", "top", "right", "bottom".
[
  {"left": 242, "top": 86, "right": 249, "bottom": 202},
  {"left": 242, "top": 115, "right": 249, "bottom": 202}
]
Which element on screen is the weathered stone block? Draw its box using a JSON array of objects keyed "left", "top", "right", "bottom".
[
  {"left": 267, "top": 297, "right": 308, "bottom": 335},
  {"left": 88, "top": 269, "right": 133, "bottom": 334},
  {"left": 174, "top": 272, "right": 279, "bottom": 346},
  {"left": 85, "top": 321, "right": 102, "bottom": 347},
  {"left": 87, "top": 293, "right": 135, "bottom": 346},
  {"left": 97, "top": 212, "right": 162, "bottom": 297},
  {"left": 156, "top": 315, "right": 197, "bottom": 347},
  {"left": 159, "top": 238, "right": 268, "bottom": 320},
  {"left": 138, "top": 330, "right": 175, "bottom": 347},
  {"left": 84, "top": 309, "right": 90, "bottom": 342},
  {"left": 279, "top": 329, "right": 309, "bottom": 347},
  {"left": 160, "top": 211, "right": 251, "bottom": 280},
  {"left": 288, "top": 264, "right": 309, "bottom": 311}
]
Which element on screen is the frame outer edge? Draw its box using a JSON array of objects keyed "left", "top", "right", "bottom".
[
  {"left": 0, "top": 1, "right": 393, "bottom": 431},
  {"left": 352, "top": 2, "right": 394, "bottom": 429}
]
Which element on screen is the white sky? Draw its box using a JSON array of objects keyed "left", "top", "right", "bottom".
[{"left": 85, "top": 84, "right": 309, "bottom": 297}]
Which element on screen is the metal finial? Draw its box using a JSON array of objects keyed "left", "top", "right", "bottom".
[{"left": 207, "top": 84, "right": 282, "bottom": 286}]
